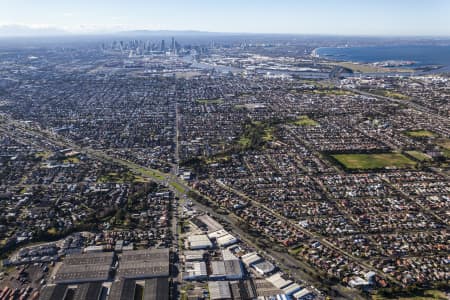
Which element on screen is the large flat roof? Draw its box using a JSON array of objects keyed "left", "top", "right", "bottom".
[
  {"left": 54, "top": 252, "right": 114, "bottom": 284},
  {"left": 39, "top": 285, "right": 68, "bottom": 300},
  {"left": 143, "top": 278, "right": 169, "bottom": 300},
  {"left": 117, "top": 248, "right": 170, "bottom": 279},
  {"left": 209, "top": 281, "right": 232, "bottom": 300},
  {"left": 108, "top": 280, "right": 136, "bottom": 300},
  {"left": 196, "top": 214, "right": 223, "bottom": 232},
  {"left": 73, "top": 282, "right": 103, "bottom": 300}
]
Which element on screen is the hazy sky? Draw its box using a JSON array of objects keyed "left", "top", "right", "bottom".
[{"left": 0, "top": 0, "right": 449, "bottom": 36}]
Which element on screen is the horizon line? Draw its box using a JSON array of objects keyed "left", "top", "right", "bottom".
[{"left": 1, "top": 25, "right": 450, "bottom": 39}]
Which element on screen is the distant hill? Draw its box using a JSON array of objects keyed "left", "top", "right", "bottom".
[
  {"left": 0, "top": 25, "right": 68, "bottom": 37},
  {"left": 116, "top": 29, "right": 232, "bottom": 36}
]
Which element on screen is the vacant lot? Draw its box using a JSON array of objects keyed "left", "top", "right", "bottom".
[
  {"left": 405, "top": 130, "right": 437, "bottom": 138},
  {"left": 373, "top": 289, "right": 448, "bottom": 300},
  {"left": 406, "top": 151, "right": 432, "bottom": 162},
  {"left": 293, "top": 115, "right": 319, "bottom": 126},
  {"left": 325, "top": 61, "right": 411, "bottom": 73},
  {"left": 196, "top": 98, "right": 224, "bottom": 105},
  {"left": 332, "top": 153, "right": 416, "bottom": 169},
  {"left": 437, "top": 139, "right": 450, "bottom": 159}
]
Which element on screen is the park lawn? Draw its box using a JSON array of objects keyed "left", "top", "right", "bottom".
[
  {"left": 310, "top": 89, "right": 353, "bottom": 96},
  {"left": 35, "top": 151, "right": 52, "bottom": 159},
  {"left": 133, "top": 175, "right": 149, "bottom": 183},
  {"left": 196, "top": 98, "right": 224, "bottom": 105},
  {"left": 205, "top": 152, "right": 231, "bottom": 164},
  {"left": 383, "top": 91, "right": 410, "bottom": 100},
  {"left": 97, "top": 171, "right": 136, "bottom": 183},
  {"left": 136, "top": 168, "right": 166, "bottom": 181},
  {"left": 332, "top": 153, "right": 416, "bottom": 169},
  {"left": 293, "top": 115, "right": 319, "bottom": 126},
  {"left": 238, "top": 136, "right": 251, "bottom": 148},
  {"left": 325, "top": 61, "right": 411, "bottom": 73},
  {"left": 373, "top": 289, "right": 448, "bottom": 300},
  {"left": 437, "top": 139, "right": 450, "bottom": 150},
  {"left": 437, "top": 139, "right": 450, "bottom": 158},
  {"left": 405, "top": 130, "right": 437, "bottom": 138},
  {"left": 263, "top": 127, "right": 275, "bottom": 142},
  {"left": 63, "top": 156, "right": 80, "bottom": 164},
  {"left": 234, "top": 104, "right": 246, "bottom": 110},
  {"left": 170, "top": 182, "right": 186, "bottom": 194},
  {"left": 406, "top": 151, "right": 432, "bottom": 162},
  {"left": 288, "top": 246, "right": 303, "bottom": 256},
  {"left": 237, "top": 120, "right": 274, "bottom": 150},
  {"left": 47, "top": 227, "right": 58, "bottom": 235}
]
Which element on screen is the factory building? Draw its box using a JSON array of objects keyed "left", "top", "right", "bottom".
[
  {"left": 54, "top": 252, "right": 115, "bottom": 284},
  {"left": 116, "top": 248, "right": 170, "bottom": 279}
]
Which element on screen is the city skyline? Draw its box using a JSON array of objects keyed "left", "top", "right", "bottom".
[{"left": 0, "top": 0, "right": 450, "bottom": 37}]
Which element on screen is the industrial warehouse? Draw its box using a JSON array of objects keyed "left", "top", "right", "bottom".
[{"left": 38, "top": 248, "right": 171, "bottom": 300}]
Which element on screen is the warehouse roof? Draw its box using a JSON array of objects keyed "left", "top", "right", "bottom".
[
  {"left": 266, "top": 273, "right": 293, "bottom": 289},
  {"left": 282, "top": 283, "right": 302, "bottom": 296},
  {"left": 117, "top": 248, "right": 170, "bottom": 279},
  {"left": 39, "top": 284, "right": 68, "bottom": 300},
  {"left": 209, "top": 281, "right": 232, "bottom": 300},
  {"left": 216, "top": 234, "right": 238, "bottom": 247},
  {"left": 73, "top": 282, "right": 103, "bottom": 300},
  {"left": 196, "top": 214, "right": 223, "bottom": 232},
  {"left": 241, "top": 252, "right": 262, "bottom": 267},
  {"left": 293, "top": 287, "right": 314, "bottom": 299},
  {"left": 183, "top": 261, "right": 208, "bottom": 280},
  {"left": 143, "top": 278, "right": 169, "bottom": 300},
  {"left": 187, "top": 234, "right": 213, "bottom": 249},
  {"left": 108, "top": 280, "right": 136, "bottom": 300},
  {"left": 54, "top": 252, "right": 114, "bottom": 284},
  {"left": 184, "top": 250, "right": 205, "bottom": 261},
  {"left": 252, "top": 260, "right": 276, "bottom": 275},
  {"left": 210, "top": 260, "right": 243, "bottom": 280}
]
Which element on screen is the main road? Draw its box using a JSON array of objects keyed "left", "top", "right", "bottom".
[{"left": 0, "top": 116, "right": 366, "bottom": 299}]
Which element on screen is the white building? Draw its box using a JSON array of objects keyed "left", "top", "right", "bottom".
[
  {"left": 267, "top": 273, "right": 293, "bottom": 290},
  {"left": 183, "top": 262, "right": 208, "bottom": 281},
  {"left": 253, "top": 260, "right": 275, "bottom": 275},
  {"left": 293, "top": 288, "right": 314, "bottom": 299},
  {"left": 210, "top": 260, "right": 243, "bottom": 280},
  {"left": 241, "top": 252, "right": 263, "bottom": 267},
  {"left": 282, "top": 283, "right": 302, "bottom": 296},
  {"left": 216, "top": 234, "right": 238, "bottom": 248},
  {"left": 187, "top": 234, "right": 213, "bottom": 250},
  {"left": 209, "top": 281, "right": 232, "bottom": 300}
]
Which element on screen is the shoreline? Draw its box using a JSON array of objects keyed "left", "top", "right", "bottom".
[{"left": 313, "top": 45, "right": 450, "bottom": 75}]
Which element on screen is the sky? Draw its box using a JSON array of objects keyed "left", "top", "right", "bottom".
[{"left": 0, "top": 0, "right": 449, "bottom": 36}]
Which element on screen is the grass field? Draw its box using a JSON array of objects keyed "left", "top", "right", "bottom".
[
  {"left": 63, "top": 156, "right": 80, "bottom": 164},
  {"left": 324, "top": 61, "right": 411, "bottom": 73},
  {"left": 305, "top": 89, "right": 353, "bottom": 96},
  {"left": 405, "top": 130, "right": 437, "bottom": 138},
  {"left": 332, "top": 153, "right": 416, "bottom": 169},
  {"left": 35, "top": 151, "right": 52, "bottom": 159},
  {"left": 406, "top": 151, "right": 432, "bottom": 162},
  {"left": 237, "top": 120, "right": 275, "bottom": 150},
  {"left": 373, "top": 289, "right": 448, "bottom": 300},
  {"left": 196, "top": 98, "right": 224, "bottom": 105},
  {"left": 132, "top": 167, "right": 166, "bottom": 181},
  {"left": 437, "top": 139, "right": 450, "bottom": 150},
  {"left": 293, "top": 115, "right": 319, "bottom": 126},
  {"left": 437, "top": 139, "right": 450, "bottom": 159},
  {"left": 366, "top": 89, "right": 410, "bottom": 100},
  {"left": 383, "top": 91, "right": 410, "bottom": 100},
  {"left": 170, "top": 181, "right": 186, "bottom": 194}
]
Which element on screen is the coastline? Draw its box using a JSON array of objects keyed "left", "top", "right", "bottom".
[{"left": 314, "top": 44, "right": 450, "bottom": 73}]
